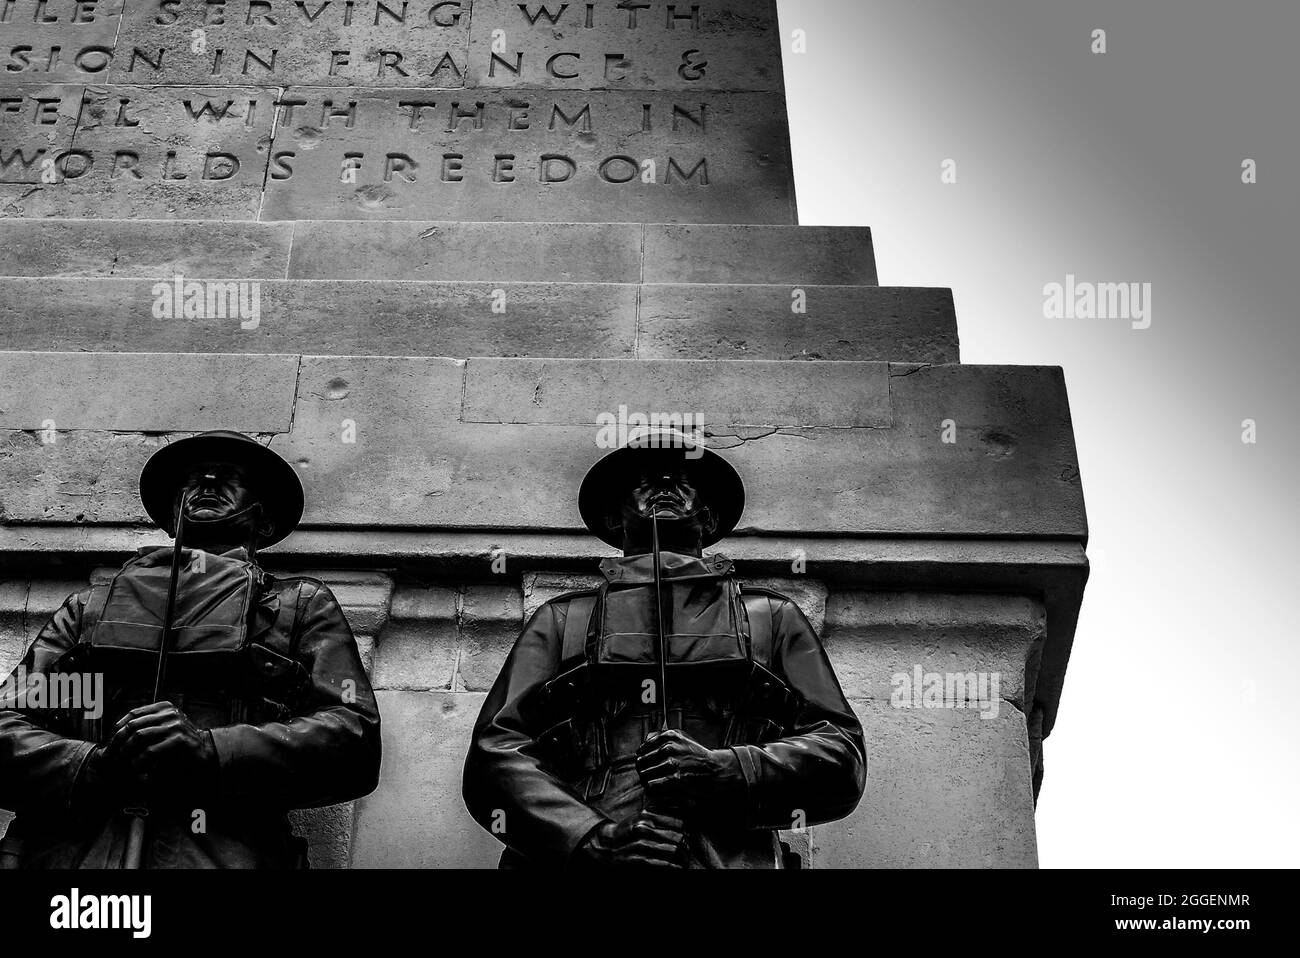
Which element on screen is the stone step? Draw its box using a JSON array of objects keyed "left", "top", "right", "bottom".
[
  {"left": 0, "top": 278, "right": 956, "bottom": 363},
  {"left": 0, "top": 221, "right": 878, "bottom": 285},
  {"left": 0, "top": 353, "right": 1085, "bottom": 541}
]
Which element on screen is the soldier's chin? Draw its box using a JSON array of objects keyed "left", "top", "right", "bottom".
[{"left": 642, "top": 502, "right": 688, "bottom": 519}]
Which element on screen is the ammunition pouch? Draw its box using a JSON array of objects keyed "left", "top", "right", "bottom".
[
  {"left": 53, "top": 548, "right": 311, "bottom": 738},
  {"left": 527, "top": 579, "right": 801, "bottom": 790}
]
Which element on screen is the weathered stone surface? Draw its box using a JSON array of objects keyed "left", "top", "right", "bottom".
[
  {"left": 462, "top": 357, "right": 892, "bottom": 427},
  {"left": 0, "top": 431, "right": 164, "bottom": 525},
  {"left": 0, "top": 83, "right": 81, "bottom": 182},
  {"left": 810, "top": 699, "right": 1038, "bottom": 868},
  {"left": 351, "top": 690, "right": 500, "bottom": 867},
  {"left": 259, "top": 90, "right": 795, "bottom": 224},
  {"left": 643, "top": 225, "right": 877, "bottom": 285},
  {"left": 288, "top": 802, "right": 355, "bottom": 869},
  {"left": 0, "top": 582, "right": 34, "bottom": 674},
  {"left": 287, "top": 221, "right": 642, "bottom": 282},
  {"left": 0, "top": 220, "right": 292, "bottom": 277},
  {"left": 0, "top": 85, "right": 278, "bottom": 218},
  {"left": 282, "top": 222, "right": 876, "bottom": 284},
  {"left": 0, "top": 352, "right": 299, "bottom": 431},
  {"left": 0, "top": 577, "right": 90, "bottom": 667},
  {"left": 823, "top": 591, "right": 1045, "bottom": 707},
  {"left": 110, "top": 0, "right": 471, "bottom": 87},
  {"left": 521, "top": 570, "right": 602, "bottom": 620},
  {"left": 0, "top": 279, "right": 639, "bottom": 358},
  {"left": 464, "top": 0, "right": 783, "bottom": 91},
  {"left": 278, "top": 355, "right": 464, "bottom": 528},
  {"left": 0, "top": 1, "right": 124, "bottom": 83},
  {"left": 370, "top": 584, "right": 458, "bottom": 690},
  {"left": 638, "top": 284, "right": 958, "bottom": 363},
  {"left": 1, "top": 356, "right": 1085, "bottom": 539},
  {"left": 455, "top": 583, "right": 522, "bottom": 691},
  {"left": 884, "top": 363, "right": 1085, "bottom": 537},
  {"left": 0, "top": 278, "right": 954, "bottom": 363}
]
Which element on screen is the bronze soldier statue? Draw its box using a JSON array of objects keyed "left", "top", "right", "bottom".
[
  {"left": 0, "top": 431, "right": 381, "bottom": 868},
  {"left": 463, "top": 429, "right": 866, "bottom": 867}
]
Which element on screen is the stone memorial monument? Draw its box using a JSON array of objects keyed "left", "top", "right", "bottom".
[{"left": 0, "top": 0, "right": 1088, "bottom": 867}]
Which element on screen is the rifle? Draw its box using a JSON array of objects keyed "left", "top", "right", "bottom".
[{"left": 120, "top": 490, "right": 192, "bottom": 869}]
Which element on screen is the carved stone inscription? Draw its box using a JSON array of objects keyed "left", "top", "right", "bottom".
[
  {"left": 0, "top": 0, "right": 126, "bottom": 82},
  {"left": 2, "top": 85, "right": 277, "bottom": 217},
  {"left": 109, "top": 0, "right": 471, "bottom": 87},
  {"left": 465, "top": 0, "right": 782, "bottom": 90},
  {"left": 259, "top": 90, "right": 793, "bottom": 222},
  {"left": 1, "top": 1, "right": 793, "bottom": 219}
]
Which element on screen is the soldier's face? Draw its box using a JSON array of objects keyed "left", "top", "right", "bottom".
[
  {"left": 628, "top": 464, "right": 702, "bottom": 521},
  {"left": 176, "top": 460, "right": 260, "bottom": 523}
]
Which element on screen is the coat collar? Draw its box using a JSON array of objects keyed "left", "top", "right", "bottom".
[
  {"left": 599, "top": 551, "right": 734, "bottom": 584},
  {"left": 134, "top": 544, "right": 256, "bottom": 565}
]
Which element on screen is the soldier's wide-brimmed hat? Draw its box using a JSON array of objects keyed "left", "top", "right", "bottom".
[
  {"left": 578, "top": 427, "right": 745, "bottom": 549},
  {"left": 139, "top": 431, "right": 305, "bottom": 547}
]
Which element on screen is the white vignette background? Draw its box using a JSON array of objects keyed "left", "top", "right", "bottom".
[{"left": 779, "top": 0, "right": 1299, "bottom": 867}]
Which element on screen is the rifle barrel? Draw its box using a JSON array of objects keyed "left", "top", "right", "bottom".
[{"left": 651, "top": 509, "right": 669, "bottom": 731}]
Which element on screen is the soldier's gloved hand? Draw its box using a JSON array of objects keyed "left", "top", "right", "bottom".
[
  {"left": 573, "top": 812, "right": 688, "bottom": 869},
  {"left": 105, "top": 702, "right": 219, "bottom": 803},
  {"left": 635, "top": 729, "right": 746, "bottom": 814}
]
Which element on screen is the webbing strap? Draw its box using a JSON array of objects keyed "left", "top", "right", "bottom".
[
  {"left": 741, "top": 593, "right": 775, "bottom": 670},
  {"left": 560, "top": 595, "right": 597, "bottom": 665},
  {"left": 79, "top": 580, "right": 112, "bottom": 647}
]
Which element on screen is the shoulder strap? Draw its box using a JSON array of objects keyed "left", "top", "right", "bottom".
[
  {"left": 740, "top": 591, "right": 775, "bottom": 670},
  {"left": 79, "top": 580, "right": 113, "bottom": 647},
  {"left": 560, "top": 593, "right": 597, "bottom": 665}
]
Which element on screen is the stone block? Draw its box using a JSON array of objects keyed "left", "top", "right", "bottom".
[
  {"left": 260, "top": 90, "right": 795, "bottom": 224},
  {"left": 370, "top": 584, "right": 459, "bottom": 691},
  {"left": 288, "top": 802, "right": 355, "bottom": 869},
  {"left": 0, "top": 220, "right": 293, "bottom": 277},
  {"left": 281, "top": 355, "right": 465, "bottom": 529},
  {"left": 351, "top": 690, "right": 501, "bottom": 867},
  {"left": 0, "top": 83, "right": 82, "bottom": 183},
  {"left": 0, "top": 278, "right": 955, "bottom": 365},
  {"left": 456, "top": 582, "right": 522, "bottom": 691},
  {"left": 0, "top": 0, "right": 125, "bottom": 83},
  {"left": 0, "top": 279, "right": 640, "bottom": 357},
  {"left": 286, "top": 221, "right": 642, "bottom": 283},
  {"left": 461, "top": 357, "right": 892, "bottom": 428},
  {"left": 1, "top": 85, "right": 279, "bottom": 218},
  {"left": 809, "top": 699, "right": 1038, "bottom": 868},
  {"left": 464, "top": 0, "right": 784, "bottom": 91},
  {"left": 2, "top": 358, "right": 1085, "bottom": 539},
  {"left": 0, "top": 430, "right": 161, "bottom": 525},
  {"left": 0, "top": 351, "right": 299, "bottom": 431},
  {"left": 643, "top": 225, "right": 877, "bottom": 286},
  {"left": 823, "top": 591, "right": 1046, "bottom": 708},
  {"left": 637, "top": 284, "right": 958, "bottom": 363},
  {"left": 884, "top": 363, "right": 1085, "bottom": 537}
]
